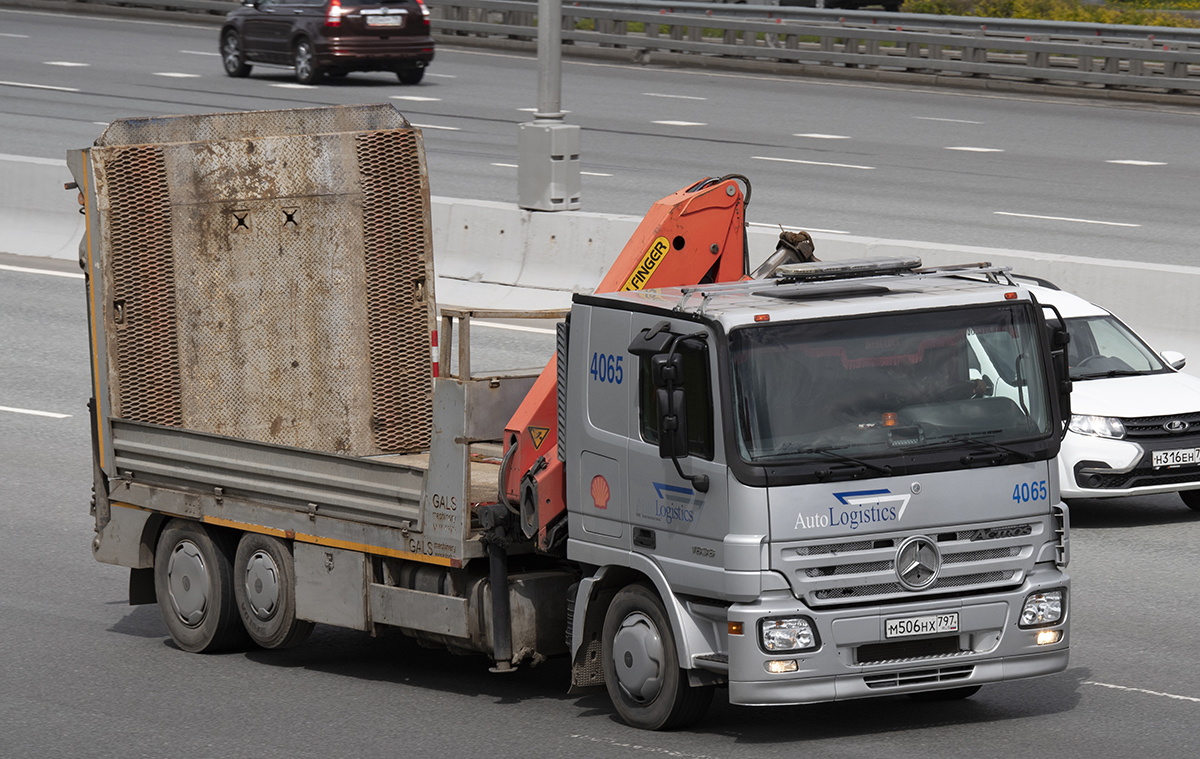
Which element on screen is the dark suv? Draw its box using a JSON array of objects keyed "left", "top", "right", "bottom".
[{"left": 220, "top": 0, "right": 435, "bottom": 85}]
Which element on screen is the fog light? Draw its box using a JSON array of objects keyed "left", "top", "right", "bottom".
[
  {"left": 1036, "top": 630, "right": 1062, "bottom": 646},
  {"left": 766, "top": 659, "right": 799, "bottom": 674},
  {"left": 1020, "top": 589, "right": 1065, "bottom": 628},
  {"left": 760, "top": 617, "right": 819, "bottom": 652}
]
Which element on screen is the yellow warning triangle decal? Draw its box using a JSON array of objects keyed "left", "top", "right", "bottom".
[{"left": 529, "top": 426, "right": 550, "bottom": 449}]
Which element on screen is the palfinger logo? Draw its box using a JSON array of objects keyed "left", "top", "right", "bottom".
[{"left": 621, "top": 236, "right": 670, "bottom": 291}]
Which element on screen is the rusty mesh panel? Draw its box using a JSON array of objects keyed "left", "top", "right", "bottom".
[
  {"left": 102, "top": 146, "right": 183, "bottom": 427},
  {"left": 356, "top": 130, "right": 434, "bottom": 453}
]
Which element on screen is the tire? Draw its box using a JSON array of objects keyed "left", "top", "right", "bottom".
[
  {"left": 1181, "top": 489, "right": 1200, "bottom": 511},
  {"left": 293, "top": 39, "right": 322, "bottom": 84},
  {"left": 601, "top": 583, "right": 714, "bottom": 730},
  {"left": 234, "top": 533, "right": 313, "bottom": 649},
  {"left": 154, "top": 519, "right": 248, "bottom": 653},
  {"left": 220, "top": 29, "right": 251, "bottom": 78},
  {"left": 908, "top": 685, "right": 983, "bottom": 702},
  {"left": 396, "top": 67, "right": 425, "bottom": 85}
]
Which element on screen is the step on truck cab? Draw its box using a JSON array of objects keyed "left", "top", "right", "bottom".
[{"left": 71, "top": 105, "right": 1071, "bottom": 732}]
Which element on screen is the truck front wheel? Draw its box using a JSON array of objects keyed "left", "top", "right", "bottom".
[
  {"left": 233, "top": 533, "right": 313, "bottom": 649},
  {"left": 601, "top": 583, "right": 713, "bottom": 730},
  {"left": 154, "top": 520, "right": 248, "bottom": 653}
]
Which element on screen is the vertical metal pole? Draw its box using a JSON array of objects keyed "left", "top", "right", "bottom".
[
  {"left": 518, "top": 0, "right": 580, "bottom": 211},
  {"left": 488, "top": 539, "right": 514, "bottom": 672},
  {"left": 536, "top": 0, "right": 563, "bottom": 120}
]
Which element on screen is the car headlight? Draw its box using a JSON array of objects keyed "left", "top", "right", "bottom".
[
  {"left": 1019, "top": 589, "right": 1064, "bottom": 628},
  {"left": 1068, "top": 415, "right": 1126, "bottom": 439},
  {"left": 760, "top": 617, "right": 819, "bottom": 652}
]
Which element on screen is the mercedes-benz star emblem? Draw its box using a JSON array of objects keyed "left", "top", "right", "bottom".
[{"left": 895, "top": 536, "right": 941, "bottom": 591}]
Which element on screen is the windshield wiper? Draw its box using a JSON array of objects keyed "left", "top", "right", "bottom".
[
  {"left": 911, "top": 435, "right": 1033, "bottom": 465},
  {"left": 791, "top": 447, "right": 893, "bottom": 478},
  {"left": 1073, "top": 369, "right": 1148, "bottom": 380}
]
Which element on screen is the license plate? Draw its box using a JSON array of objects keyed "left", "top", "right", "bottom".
[
  {"left": 885, "top": 612, "right": 959, "bottom": 639},
  {"left": 366, "top": 15, "right": 405, "bottom": 27},
  {"left": 1153, "top": 447, "right": 1200, "bottom": 468}
]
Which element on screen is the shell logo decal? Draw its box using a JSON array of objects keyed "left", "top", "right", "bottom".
[{"left": 590, "top": 475, "right": 611, "bottom": 509}]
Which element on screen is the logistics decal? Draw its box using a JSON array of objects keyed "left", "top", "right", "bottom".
[
  {"left": 795, "top": 489, "right": 912, "bottom": 531},
  {"left": 621, "top": 236, "right": 670, "bottom": 291},
  {"left": 636, "top": 482, "right": 704, "bottom": 525}
]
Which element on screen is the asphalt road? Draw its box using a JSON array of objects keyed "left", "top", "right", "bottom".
[
  {"left": 4, "top": 7, "right": 1200, "bottom": 757},
  {"left": 4, "top": 251, "right": 1200, "bottom": 758},
  {"left": 2, "top": 5, "right": 1200, "bottom": 267}
]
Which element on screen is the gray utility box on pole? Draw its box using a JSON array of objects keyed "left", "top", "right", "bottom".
[{"left": 518, "top": 121, "right": 580, "bottom": 211}]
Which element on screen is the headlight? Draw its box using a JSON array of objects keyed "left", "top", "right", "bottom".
[
  {"left": 1068, "top": 415, "right": 1126, "bottom": 439},
  {"left": 760, "top": 617, "right": 819, "bottom": 652},
  {"left": 1019, "top": 589, "right": 1064, "bottom": 628}
]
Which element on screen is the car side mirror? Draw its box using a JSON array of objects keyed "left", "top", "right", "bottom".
[
  {"left": 652, "top": 354, "right": 689, "bottom": 460},
  {"left": 1161, "top": 350, "right": 1186, "bottom": 371}
]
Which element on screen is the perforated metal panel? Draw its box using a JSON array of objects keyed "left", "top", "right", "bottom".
[{"left": 88, "top": 105, "right": 435, "bottom": 456}]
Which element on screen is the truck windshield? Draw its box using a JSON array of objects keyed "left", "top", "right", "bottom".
[{"left": 729, "top": 304, "right": 1052, "bottom": 463}]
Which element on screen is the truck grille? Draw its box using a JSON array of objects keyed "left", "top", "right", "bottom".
[
  {"left": 863, "top": 664, "right": 974, "bottom": 689},
  {"left": 775, "top": 520, "right": 1041, "bottom": 608}
]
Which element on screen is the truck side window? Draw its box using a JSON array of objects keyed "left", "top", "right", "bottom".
[{"left": 638, "top": 346, "right": 714, "bottom": 459}]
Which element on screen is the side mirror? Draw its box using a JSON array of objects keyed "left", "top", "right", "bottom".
[
  {"left": 1041, "top": 304, "right": 1072, "bottom": 437},
  {"left": 653, "top": 353, "right": 689, "bottom": 459},
  {"left": 1161, "top": 350, "right": 1187, "bottom": 371}
]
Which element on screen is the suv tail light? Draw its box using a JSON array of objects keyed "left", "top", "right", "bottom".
[
  {"left": 415, "top": 0, "right": 430, "bottom": 25},
  {"left": 325, "top": 0, "right": 344, "bottom": 27}
]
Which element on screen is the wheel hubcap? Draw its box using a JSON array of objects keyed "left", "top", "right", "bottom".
[
  {"left": 223, "top": 36, "right": 240, "bottom": 68},
  {"left": 611, "top": 612, "right": 665, "bottom": 703},
  {"left": 296, "top": 45, "right": 312, "bottom": 78},
  {"left": 167, "top": 540, "right": 209, "bottom": 628},
  {"left": 243, "top": 549, "right": 280, "bottom": 620}
]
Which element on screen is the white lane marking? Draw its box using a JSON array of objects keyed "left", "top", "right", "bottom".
[
  {"left": 747, "top": 221, "right": 850, "bottom": 235},
  {"left": 1085, "top": 681, "right": 1200, "bottom": 704},
  {"left": 44, "top": 61, "right": 89, "bottom": 67},
  {"left": 179, "top": 50, "right": 220, "bottom": 56},
  {"left": 270, "top": 83, "right": 317, "bottom": 89},
  {"left": 154, "top": 72, "right": 201, "bottom": 78},
  {"left": 946, "top": 146, "right": 1004, "bottom": 152},
  {"left": 426, "top": 73, "right": 456, "bottom": 78},
  {"left": 411, "top": 123, "right": 460, "bottom": 131},
  {"left": 0, "top": 264, "right": 84, "bottom": 279},
  {"left": 491, "top": 163, "right": 607, "bottom": 176},
  {"left": 0, "top": 405, "right": 72, "bottom": 419},
  {"left": 0, "top": 80, "right": 79, "bottom": 92},
  {"left": 643, "top": 92, "right": 707, "bottom": 100},
  {"left": 516, "top": 107, "right": 571, "bottom": 113},
  {"left": 914, "top": 116, "right": 983, "bottom": 124},
  {"left": 1, "top": 33, "right": 30, "bottom": 38},
  {"left": 995, "top": 211, "right": 1141, "bottom": 228},
  {"left": 474, "top": 320, "right": 557, "bottom": 335},
  {"left": 391, "top": 95, "right": 440, "bottom": 102},
  {"left": 653, "top": 120, "right": 706, "bottom": 126},
  {"left": 0, "top": 153, "right": 66, "bottom": 167},
  {"left": 582, "top": 171, "right": 613, "bottom": 177},
  {"left": 752, "top": 155, "right": 875, "bottom": 170},
  {"left": 492, "top": 163, "right": 518, "bottom": 168},
  {"left": 93, "top": 122, "right": 109, "bottom": 126},
  {"left": 1107, "top": 159, "right": 1167, "bottom": 166},
  {"left": 570, "top": 734, "right": 717, "bottom": 759},
  {"left": 795, "top": 133, "right": 851, "bottom": 139}
]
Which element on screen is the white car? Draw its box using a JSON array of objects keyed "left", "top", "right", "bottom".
[{"left": 1024, "top": 282, "right": 1200, "bottom": 510}]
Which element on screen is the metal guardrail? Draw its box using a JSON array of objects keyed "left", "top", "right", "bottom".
[
  {"left": 24, "top": 0, "right": 1200, "bottom": 93},
  {"left": 434, "top": 0, "right": 1200, "bottom": 92}
]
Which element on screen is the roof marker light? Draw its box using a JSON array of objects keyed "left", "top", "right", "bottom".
[
  {"left": 1005, "top": 291, "right": 1018, "bottom": 300},
  {"left": 754, "top": 314, "right": 770, "bottom": 322}
]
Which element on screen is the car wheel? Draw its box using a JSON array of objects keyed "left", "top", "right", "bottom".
[
  {"left": 293, "top": 39, "right": 322, "bottom": 84},
  {"left": 1180, "top": 489, "right": 1200, "bottom": 511},
  {"left": 601, "top": 583, "right": 713, "bottom": 730},
  {"left": 396, "top": 67, "right": 425, "bottom": 85},
  {"left": 221, "top": 29, "right": 251, "bottom": 78},
  {"left": 908, "top": 685, "right": 982, "bottom": 701}
]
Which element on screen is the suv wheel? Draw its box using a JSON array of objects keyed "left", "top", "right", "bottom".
[
  {"left": 221, "top": 30, "right": 251, "bottom": 78},
  {"left": 397, "top": 67, "right": 425, "bottom": 85},
  {"left": 294, "top": 39, "right": 322, "bottom": 85},
  {"left": 1181, "top": 489, "right": 1200, "bottom": 511}
]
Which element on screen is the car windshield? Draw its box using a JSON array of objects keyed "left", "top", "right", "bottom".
[
  {"left": 1065, "top": 315, "right": 1167, "bottom": 379},
  {"left": 729, "top": 304, "right": 1053, "bottom": 463}
]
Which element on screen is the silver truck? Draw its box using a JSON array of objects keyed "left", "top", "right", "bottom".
[{"left": 71, "top": 105, "right": 1072, "bottom": 731}]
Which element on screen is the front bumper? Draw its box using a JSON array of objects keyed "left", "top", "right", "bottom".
[
  {"left": 1059, "top": 430, "right": 1200, "bottom": 499},
  {"left": 723, "top": 567, "right": 1069, "bottom": 706}
]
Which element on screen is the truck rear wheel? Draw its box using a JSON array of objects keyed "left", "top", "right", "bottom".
[
  {"left": 601, "top": 583, "right": 713, "bottom": 730},
  {"left": 154, "top": 520, "right": 248, "bottom": 653},
  {"left": 234, "top": 533, "right": 313, "bottom": 649}
]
